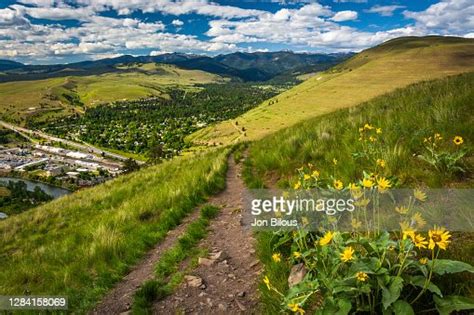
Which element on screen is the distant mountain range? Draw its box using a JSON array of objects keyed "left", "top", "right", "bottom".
[{"left": 0, "top": 51, "right": 353, "bottom": 83}]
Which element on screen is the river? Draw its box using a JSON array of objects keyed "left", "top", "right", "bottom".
[{"left": 0, "top": 177, "right": 71, "bottom": 198}]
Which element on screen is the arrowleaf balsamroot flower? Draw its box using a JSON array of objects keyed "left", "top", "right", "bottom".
[
  {"left": 419, "top": 257, "right": 429, "bottom": 265},
  {"left": 288, "top": 303, "right": 305, "bottom": 314},
  {"left": 413, "top": 234, "right": 429, "bottom": 249},
  {"left": 395, "top": 206, "right": 409, "bottom": 214},
  {"left": 362, "top": 178, "right": 374, "bottom": 188},
  {"left": 428, "top": 226, "right": 451, "bottom": 250},
  {"left": 376, "top": 176, "right": 391, "bottom": 192},
  {"left": 453, "top": 136, "right": 464, "bottom": 146},
  {"left": 414, "top": 188, "right": 427, "bottom": 202},
  {"left": 263, "top": 276, "right": 271, "bottom": 290},
  {"left": 340, "top": 247, "right": 355, "bottom": 262},
  {"left": 319, "top": 231, "right": 334, "bottom": 246},
  {"left": 333, "top": 179, "right": 343, "bottom": 190},
  {"left": 356, "top": 271, "right": 369, "bottom": 282}
]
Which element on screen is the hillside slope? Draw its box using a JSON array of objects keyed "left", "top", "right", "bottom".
[
  {"left": 189, "top": 36, "right": 474, "bottom": 145},
  {"left": 0, "top": 64, "right": 224, "bottom": 123}
]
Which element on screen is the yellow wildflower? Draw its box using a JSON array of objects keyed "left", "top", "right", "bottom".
[
  {"left": 369, "top": 136, "right": 376, "bottom": 142},
  {"left": 364, "top": 123, "right": 374, "bottom": 130},
  {"left": 362, "top": 178, "right": 374, "bottom": 188},
  {"left": 303, "top": 174, "right": 311, "bottom": 180},
  {"left": 263, "top": 276, "right": 271, "bottom": 290},
  {"left": 412, "top": 212, "right": 427, "bottom": 229},
  {"left": 453, "top": 136, "right": 464, "bottom": 146},
  {"left": 419, "top": 257, "right": 428, "bottom": 265},
  {"left": 294, "top": 181, "right": 301, "bottom": 190},
  {"left": 377, "top": 176, "right": 391, "bottom": 192},
  {"left": 434, "top": 133, "right": 442, "bottom": 141},
  {"left": 356, "top": 271, "right": 369, "bottom": 282},
  {"left": 376, "top": 159, "right": 386, "bottom": 168},
  {"left": 293, "top": 251, "right": 302, "bottom": 259},
  {"left": 376, "top": 128, "right": 382, "bottom": 134},
  {"left": 319, "top": 231, "right": 334, "bottom": 246},
  {"left": 340, "top": 247, "right": 355, "bottom": 262},
  {"left": 311, "top": 170, "right": 320, "bottom": 178},
  {"left": 428, "top": 226, "right": 451, "bottom": 250},
  {"left": 354, "top": 198, "right": 370, "bottom": 207},
  {"left": 333, "top": 179, "right": 343, "bottom": 190},
  {"left": 395, "top": 206, "right": 409, "bottom": 214},
  {"left": 272, "top": 253, "right": 281, "bottom": 263},
  {"left": 351, "top": 218, "right": 362, "bottom": 229},
  {"left": 288, "top": 303, "right": 305, "bottom": 314},
  {"left": 413, "top": 234, "right": 429, "bottom": 249},
  {"left": 414, "top": 188, "right": 427, "bottom": 202},
  {"left": 332, "top": 158, "right": 338, "bottom": 165},
  {"left": 401, "top": 225, "right": 416, "bottom": 241}
]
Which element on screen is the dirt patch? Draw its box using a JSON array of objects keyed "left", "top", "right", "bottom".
[{"left": 153, "top": 157, "right": 262, "bottom": 314}]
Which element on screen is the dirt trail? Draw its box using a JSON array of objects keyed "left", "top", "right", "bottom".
[
  {"left": 92, "top": 207, "right": 203, "bottom": 314},
  {"left": 153, "top": 157, "right": 261, "bottom": 314}
]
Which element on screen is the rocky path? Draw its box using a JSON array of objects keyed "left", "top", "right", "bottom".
[{"left": 153, "top": 157, "right": 262, "bottom": 314}]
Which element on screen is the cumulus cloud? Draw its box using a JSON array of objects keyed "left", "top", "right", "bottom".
[
  {"left": 171, "top": 19, "right": 184, "bottom": 27},
  {"left": 330, "top": 10, "right": 358, "bottom": 22},
  {"left": 0, "top": 0, "right": 472, "bottom": 63},
  {"left": 366, "top": 5, "right": 406, "bottom": 17},
  {"left": 404, "top": 0, "right": 474, "bottom": 34}
]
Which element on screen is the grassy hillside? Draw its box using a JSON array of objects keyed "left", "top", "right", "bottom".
[
  {"left": 190, "top": 36, "right": 474, "bottom": 145},
  {"left": 242, "top": 72, "right": 474, "bottom": 313},
  {"left": 0, "top": 148, "right": 229, "bottom": 312},
  {"left": 0, "top": 63, "right": 224, "bottom": 124}
]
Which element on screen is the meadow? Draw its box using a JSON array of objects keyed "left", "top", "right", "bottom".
[
  {"left": 189, "top": 36, "right": 474, "bottom": 146},
  {"left": 0, "top": 147, "right": 229, "bottom": 312},
  {"left": 0, "top": 63, "right": 223, "bottom": 124},
  {"left": 242, "top": 72, "right": 474, "bottom": 313}
]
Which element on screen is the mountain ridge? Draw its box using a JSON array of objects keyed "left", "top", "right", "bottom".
[{"left": 0, "top": 51, "right": 352, "bottom": 83}]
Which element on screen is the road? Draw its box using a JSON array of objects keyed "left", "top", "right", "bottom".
[{"left": 0, "top": 120, "right": 140, "bottom": 163}]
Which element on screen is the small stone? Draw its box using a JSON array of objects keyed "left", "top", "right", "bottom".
[
  {"left": 198, "top": 257, "right": 215, "bottom": 267},
  {"left": 237, "top": 291, "right": 246, "bottom": 297},
  {"left": 199, "top": 283, "right": 207, "bottom": 290},
  {"left": 185, "top": 275, "right": 203, "bottom": 287},
  {"left": 209, "top": 250, "right": 229, "bottom": 262},
  {"left": 199, "top": 292, "right": 207, "bottom": 297},
  {"left": 228, "top": 273, "right": 236, "bottom": 279},
  {"left": 288, "top": 263, "right": 307, "bottom": 287},
  {"left": 235, "top": 300, "right": 247, "bottom": 311},
  {"left": 218, "top": 303, "right": 227, "bottom": 311}
]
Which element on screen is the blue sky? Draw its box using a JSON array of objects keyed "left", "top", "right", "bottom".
[{"left": 0, "top": 0, "right": 472, "bottom": 64}]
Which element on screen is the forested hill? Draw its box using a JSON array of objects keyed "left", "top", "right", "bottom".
[{"left": 0, "top": 51, "right": 351, "bottom": 83}]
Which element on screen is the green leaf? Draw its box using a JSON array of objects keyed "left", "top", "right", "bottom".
[
  {"left": 382, "top": 276, "right": 404, "bottom": 309},
  {"left": 409, "top": 275, "right": 442, "bottom": 297},
  {"left": 429, "top": 259, "right": 474, "bottom": 275},
  {"left": 335, "top": 299, "right": 352, "bottom": 315},
  {"left": 392, "top": 300, "right": 414, "bottom": 315},
  {"left": 434, "top": 295, "right": 474, "bottom": 315}
]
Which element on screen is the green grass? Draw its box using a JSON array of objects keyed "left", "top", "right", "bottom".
[
  {"left": 0, "top": 148, "right": 229, "bottom": 313},
  {"left": 189, "top": 36, "right": 474, "bottom": 146},
  {"left": 244, "top": 72, "right": 473, "bottom": 189},
  {"left": 0, "top": 64, "right": 224, "bottom": 123},
  {"left": 242, "top": 72, "right": 474, "bottom": 312},
  {"left": 132, "top": 205, "right": 220, "bottom": 314}
]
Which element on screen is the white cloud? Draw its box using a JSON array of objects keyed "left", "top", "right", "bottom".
[
  {"left": 330, "top": 10, "right": 358, "bottom": 22},
  {"left": 366, "top": 5, "right": 406, "bottom": 17},
  {"left": 171, "top": 19, "right": 184, "bottom": 27},
  {"left": 404, "top": 0, "right": 474, "bottom": 34}
]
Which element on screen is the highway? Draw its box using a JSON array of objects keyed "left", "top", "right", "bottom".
[{"left": 0, "top": 120, "right": 140, "bottom": 163}]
